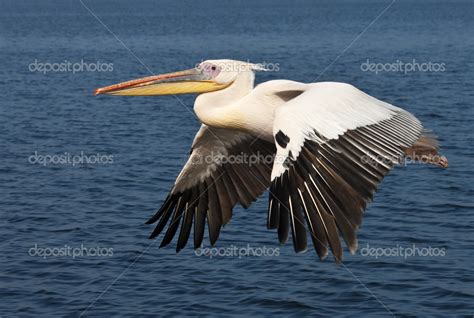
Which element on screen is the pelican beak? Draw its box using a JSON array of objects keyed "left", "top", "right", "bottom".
[{"left": 94, "top": 68, "right": 229, "bottom": 96}]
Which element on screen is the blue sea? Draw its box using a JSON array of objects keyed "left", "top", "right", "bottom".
[{"left": 1, "top": 0, "right": 473, "bottom": 316}]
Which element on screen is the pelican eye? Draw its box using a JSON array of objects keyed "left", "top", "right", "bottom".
[{"left": 201, "top": 63, "right": 221, "bottom": 78}]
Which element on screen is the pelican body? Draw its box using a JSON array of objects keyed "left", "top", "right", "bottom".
[{"left": 95, "top": 59, "right": 447, "bottom": 262}]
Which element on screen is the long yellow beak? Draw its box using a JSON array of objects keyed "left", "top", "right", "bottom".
[{"left": 94, "top": 68, "right": 229, "bottom": 96}]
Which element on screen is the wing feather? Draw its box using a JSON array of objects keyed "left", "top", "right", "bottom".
[
  {"left": 268, "top": 82, "right": 447, "bottom": 261},
  {"left": 148, "top": 125, "right": 276, "bottom": 250}
]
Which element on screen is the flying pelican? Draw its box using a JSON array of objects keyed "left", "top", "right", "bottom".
[{"left": 95, "top": 59, "right": 448, "bottom": 262}]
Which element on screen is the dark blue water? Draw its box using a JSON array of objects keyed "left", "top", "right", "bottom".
[{"left": 1, "top": 0, "right": 473, "bottom": 316}]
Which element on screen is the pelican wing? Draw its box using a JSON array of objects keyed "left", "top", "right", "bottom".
[
  {"left": 147, "top": 125, "right": 275, "bottom": 251},
  {"left": 269, "top": 82, "right": 445, "bottom": 262}
]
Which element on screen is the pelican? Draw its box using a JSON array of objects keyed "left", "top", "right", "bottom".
[{"left": 95, "top": 59, "right": 448, "bottom": 262}]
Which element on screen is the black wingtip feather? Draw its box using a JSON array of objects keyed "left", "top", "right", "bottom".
[
  {"left": 176, "top": 189, "right": 198, "bottom": 252},
  {"left": 267, "top": 180, "right": 281, "bottom": 229},
  {"left": 160, "top": 196, "right": 187, "bottom": 248},
  {"left": 148, "top": 197, "right": 178, "bottom": 239},
  {"left": 146, "top": 193, "right": 174, "bottom": 225},
  {"left": 194, "top": 183, "right": 208, "bottom": 249}
]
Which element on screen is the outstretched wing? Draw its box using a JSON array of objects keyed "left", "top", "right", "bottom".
[
  {"left": 147, "top": 125, "right": 275, "bottom": 251},
  {"left": 268, "top": 82, "right": 446, "bottom": 262}
]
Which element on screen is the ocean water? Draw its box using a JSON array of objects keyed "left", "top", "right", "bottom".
[{"left": 1, "top": 0, "right": 473, "bottom": 316}]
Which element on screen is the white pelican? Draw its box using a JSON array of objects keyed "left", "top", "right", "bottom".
[{"left": 95, "top": 59, "right": 448, "bottom": 262}]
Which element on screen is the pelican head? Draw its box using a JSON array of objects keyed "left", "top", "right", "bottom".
[{"left": 94, "top": 59, "right": 263, "bottom": 96}]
